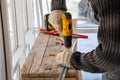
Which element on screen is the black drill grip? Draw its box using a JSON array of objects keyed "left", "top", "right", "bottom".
[{"left": 64, "top": 36, "right": 72, "bottom": 48}]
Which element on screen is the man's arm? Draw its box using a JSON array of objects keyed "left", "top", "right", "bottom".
[
  {"left": 70, "top": 43, "right": 119, "bottom": 73},
  {"left": 51, "top": 0, "right": 67, "bottom": 11}
]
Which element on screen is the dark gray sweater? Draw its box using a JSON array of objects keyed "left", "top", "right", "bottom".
[{"left": 51, "top": 0, "right": 120, "bottom": 73}]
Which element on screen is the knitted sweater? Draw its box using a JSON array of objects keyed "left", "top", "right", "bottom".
[
  {"left": 51, "top": 0, "right": 120, "bottom": 73},
  {"left": 51, "top": 0, "right": 67, "bottom": 11}
]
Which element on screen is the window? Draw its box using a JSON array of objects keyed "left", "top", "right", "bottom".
[
  {"left": 42, "top": 0, "right": 51, "bottom": 15},
  {"left": 23, "top": 0, "right": 29, "bottom": 32},
  {"left": 36, "top": 0, "right": 43, "bottom": 28},
  {"left": 7, "top": 0, "right": 18, "bottom": 53},
  {"left": 66, "top": 0, "right": 98, "bottom": 33},
  {"left": 32, "top": 0, "right": 38, "bottom": 28},
  {"left": 32, "top": 0, "right": 43, "bottom": 29},
  {"left": 0, "top": 13, "right": 6, "bottom": 80},
  {"left": 32, "top": 0, "right": 44, "bottom": 38}
]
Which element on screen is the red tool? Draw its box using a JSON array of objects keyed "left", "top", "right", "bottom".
[
  {"left": 40, "top": 28, "right": 88, "bottom": 39},
  {"left": 48, "top": 53, "right": 56, "bottom": 56},
  {"left": 72, "top": 34, "right": 88, "bottom": 39},
  {"left": 40, "top": 28, "right": 59, "bottom": 36}
]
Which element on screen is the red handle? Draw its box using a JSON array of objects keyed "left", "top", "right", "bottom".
[
  {"left": 72, "top": 34, "right": 88, "bottom": 39},
  {"left": 40, "top": 29, "right": 59, "bottom": 36},
  {"left": 40, "top": 29, "right": 88, "bottom": 39}
]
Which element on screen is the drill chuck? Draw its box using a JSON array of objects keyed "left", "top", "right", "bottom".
[{"left": 64, "top": 36, "right": 72, "bottom": 48}]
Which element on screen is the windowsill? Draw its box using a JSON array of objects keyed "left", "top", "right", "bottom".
[{"left": 75, "top": 27, "right": 98, "bottom": 33}]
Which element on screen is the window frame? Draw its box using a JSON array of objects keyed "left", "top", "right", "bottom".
[
  {"left": 0, "top": 7, "right": 7, "bottom": 80},
  {"left": 7, "top": 0, "right": 18, "bottom": 54},
  {"left": 0, "top": 0, "right": 12, "bottom": 80},
  {"left": 22, "top": 0, "right": 29, "bottom": 32},
  {"left": 0, "top": 0, "right": 47, "bottom": 80}
]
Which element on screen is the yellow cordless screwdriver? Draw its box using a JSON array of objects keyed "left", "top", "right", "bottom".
[
  {"left": 61, "top": 12, "right": 72, "bottom": 48},
  {"left": 44, "top": 12, "right": 72, "bottom": 48},
  {"left": 58, "top": 12, "right": 72, "bottom": 80},
  {"left": 44, "top": 12, "right": 73, "bottom": 80}
]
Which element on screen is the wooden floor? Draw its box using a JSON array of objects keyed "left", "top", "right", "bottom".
[{"left": 21, "top": 32, "right": 82, "bottom": 80}]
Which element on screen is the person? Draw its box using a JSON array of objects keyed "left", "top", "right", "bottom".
[
  {"left": 78, "top": 0, "right": 99, "bottom": 24},
  {"left": 48, "top": 0, "right": 120, "bottom": 80},
  {"left": 78, "top": 0, "right": 88, "bottom": 17}
]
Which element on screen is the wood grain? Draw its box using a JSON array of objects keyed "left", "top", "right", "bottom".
[
  {"left": 21, "top": 78, "right": 78, "bottom": 80},
  {"left": 21, "top": 33, "right": 81, "bottom": 80}
]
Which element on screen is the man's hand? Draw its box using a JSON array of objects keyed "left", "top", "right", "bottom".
[
  {"left": 56, "top": 48, "right": 72, "bottom": 68},
  {"left": 70, "top": 52, "right": 81, "bottom": 70},
  {"left": 48, "top": 10, "right": 64, "bottom": 33}
]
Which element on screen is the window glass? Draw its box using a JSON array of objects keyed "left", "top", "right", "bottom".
[
  {"left": 7, "top": 0, "right": 18, "bottom": 53},
  {"left": 32, "top": 0, "right": 44, "bottom": 38},
  {"left": 36, "top": 0, "right": 43, "bottom": 28},
  {"left": 42, "top": 0, "right": 51, "bottom": 15},
  {"left": 23, "top": 0, "right": 29, "bottom": 32},
  {"left": 32, "top": 0, "right": 39, "bottom": 28},
  {"left": 67, "top": 0, "right": 98, "bottom": 28}
]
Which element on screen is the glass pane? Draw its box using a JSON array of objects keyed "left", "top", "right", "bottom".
[
  {"left": 32, "top": 0, "right": 39, "bottom": 28},
  {"left": 23, "top": 0, "right": 29, "bottom": 32},
  {"left": 66, "top": 0, "right": 98, "bottom": 28},
  {"left": 42, "top": 0, "right": 51, "bottom": 15},
  {"left": 37, "top": 0, "right": 43, "bottom": 28},
  {"left": 7, "top": 0, "right": 18, "bottom": 53}
]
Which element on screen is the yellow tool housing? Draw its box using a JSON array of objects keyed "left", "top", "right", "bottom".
[
  {"left": 62, "top": 12, "right": 72, "bottom": 48},
  {"left": 62, "top": 13, "right": 73, "bottom": 36},
  {"left": 44, "top": 12, "right": 72, "bottom": 48}
]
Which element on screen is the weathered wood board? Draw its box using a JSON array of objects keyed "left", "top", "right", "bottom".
[{"left": 21, "top": 32, "right": 82, "bottom": 80}]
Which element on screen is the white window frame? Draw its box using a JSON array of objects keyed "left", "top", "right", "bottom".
[
  {"left": 0, "top": 7, "right": 7, "bottom": 80},
  {"left": 39, "top": 0, "right": 44, "bottom": 25},
  {"left": 12, "top": 0, "right": 38, "bottom": 76},
  {"left": 75, "top": 27, "right": 98, "bottom": 33},
  {"left": 1, "top": 0, "right": 12, "bottom": 80},
  {"left": 0, "top": 0, "right": 49, "bottom": 80},
  {"left": 12, "top": 0, "right": 32, "bottom": 71},
  {"left": 22, "top": 0, "right": 29, "bottom": 32},
  {"left": 7, "top": 0, "right": 18, "bottom": 54}
]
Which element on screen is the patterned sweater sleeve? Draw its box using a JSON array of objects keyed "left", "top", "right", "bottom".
[
  {"left": 70, "top": 43, "right": 120, "bottom": 73},
  {"left": 70, "top": 0, "right": 120, "bottom": 73},
  {"left": 51, "top": 0, "right": 67, "bottom": 11}
]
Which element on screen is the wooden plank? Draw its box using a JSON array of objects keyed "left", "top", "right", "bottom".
[
  {"left": 21, "top": 51, "right": 36, "bottom": 77},
  {"left": 21, "top": 32, "right": 82, "bottom": 80},
  {"left": 29, "top": 36, "right": 62, "bottom": 77},
  {"left": 42, "top": 36, "right": 62, "bottom": 75},
  {"left": 21, "top": 78, "right": 77, "bottom": 80},
  {"left": 28, "top": 36, "right": 79, "bottom": 78},
  {"left": 21, "top": 33, "right": 50, "bottom": 77},
  {"left": 28, "top": 33, "right": 50, "bottom": 77}
]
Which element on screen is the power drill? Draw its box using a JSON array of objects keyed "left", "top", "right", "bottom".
[{"left": 44, "top": 12, "right": 72, "bottom": 48}]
